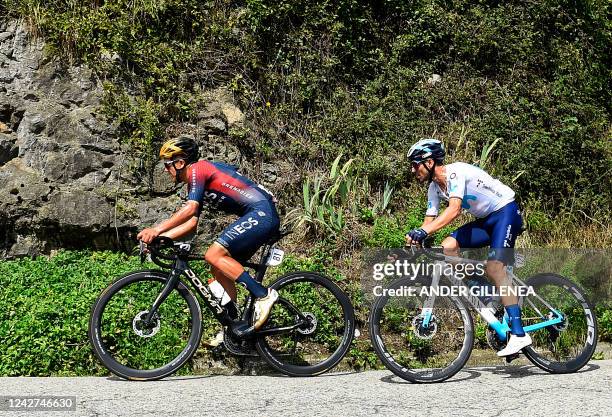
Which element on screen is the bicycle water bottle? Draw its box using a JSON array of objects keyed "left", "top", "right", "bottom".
[{"left": 208, "top": 279, "right": 232, "bottom": 306}]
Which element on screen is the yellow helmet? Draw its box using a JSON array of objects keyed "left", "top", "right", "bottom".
[{"left": 159, "top": 136, "right": 199, "bottom": 163}]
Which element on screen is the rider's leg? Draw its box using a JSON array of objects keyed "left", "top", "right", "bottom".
[
  {"left": 205, "top": 243, "right": 267, "bottom": 298},
  {"left": 211, "top": 202, "right": 281, "bottom": 329},
  {"left": 210, "top": 265, "right": 237, "bottom": 301},
  {"left": 441, "top": 236, "right": 460, "bottom": 257},
  {"left": 483, "top": 201, "right": 525, "bottom": 336},
  {"left": 445, "top": 223, "right": 490, "bottom": 279},
  {"left": 204, "top": 248, "right": 243, "bottom": 346},
  {"left": 486, "top": 260, "right": 526, "bottom": 339},
  {"left": 480, "top": 202, "right": 531, "bottom": 356},
  {"left": 485, "top": 260, "right": 517, "bottom": 307}
]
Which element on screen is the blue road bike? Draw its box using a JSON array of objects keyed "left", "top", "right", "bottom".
[{"left": 369, "top": 244, "right": 598, "bottom": 383}]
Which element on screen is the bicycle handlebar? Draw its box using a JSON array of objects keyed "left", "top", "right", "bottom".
[
  {"left": 139, "top": 237, "right": 203, "bottom": 269},
  {"left": 403, "top": 238, "right": 485, "bottom": 266},
  {"left": 397, "top": 238, "right": 445, "bottom": 261}
]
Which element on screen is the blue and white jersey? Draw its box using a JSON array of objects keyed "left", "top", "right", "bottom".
[{"left": 426, "top": 162, "right": 515, "bottom": 218}]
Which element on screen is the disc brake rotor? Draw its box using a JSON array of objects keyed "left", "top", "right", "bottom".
[
  {"left": 412, "top": 315, "right": 437, "bottom": 339},
  {"left": 132, "top": 310, "right": 161, "bottom": 338},
  {"left": 296, "top": 312, "right": 317, "bottom": 335}
]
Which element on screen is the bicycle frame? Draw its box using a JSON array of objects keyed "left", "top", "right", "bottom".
[
  {"left": 419, "top": 257, "right": 565, "bottom": 342},
  {"left": 144, "top": 239, "right": 310, "bottom": 337}
]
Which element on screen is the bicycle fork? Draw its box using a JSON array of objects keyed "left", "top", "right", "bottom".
[{"left": 143, "top": 264, "right": 184, "bottom": 325}]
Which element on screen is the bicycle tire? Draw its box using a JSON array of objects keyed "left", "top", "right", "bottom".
[
  {"left": 88, "top": 270, "right": 202, "bottom": 381},
  {"left": 521, "top": 273, "right": 597, "bottom": 373},
  {"left": 369, "top": 276, "right": 474, "bottom": 383},
  {"left": 255, "top": 271, "right": 355, "bottom": 376}
]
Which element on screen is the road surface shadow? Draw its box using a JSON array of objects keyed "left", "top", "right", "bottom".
[
  {"left": 379, "top": 369, "right": 481, "bottom": 384},
  {"left": 378, "top": 362, "right": 600, "bottom": 384},
  {"left": 105, "top": 374, "right": 218, "bottom": 382},
  {"left": 256, "top": 370, "right": 357, "bottom": 378},
  {"left": 476, "top": 362, "right": 600, "bottom": 379}
]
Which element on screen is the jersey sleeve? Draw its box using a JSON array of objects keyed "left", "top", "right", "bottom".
[
  {"left": 426, "top": 182, "right": 440, "bottom": 216},
  {"left": 187, "top": 163, "right": 208, "bottom": 215},
  {"left": 447, "top": 166, "right": 466, "bottom": 200}
]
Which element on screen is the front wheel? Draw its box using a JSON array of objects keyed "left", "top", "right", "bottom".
[
  {"left": 255, "top": 271, "right": 355, "bottom": 376},
  {"left": 369, "top": 276, "right": 474, "bottom": 383},
  {"left": 521, "top": 273, "right": 597, "bottom": 373},
  {"left": 88, "top": 270, "right": 202, "bottom": 380}
]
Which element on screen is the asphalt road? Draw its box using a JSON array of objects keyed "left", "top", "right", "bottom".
[{"left": 0, "top": 361, "right": 610, "bottom": 417}]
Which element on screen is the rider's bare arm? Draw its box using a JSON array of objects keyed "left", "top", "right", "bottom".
[
  {"left": 157, "top": 201, "right": 199, "bottom": 232},
  {"left": 160, "top": 216, "right": 198, "bottom": 240},
  {"left": 137, "top": 201, "right": 200, "bottom": 243},
  {"left": 421, "top": 216, "right": 435, "bottom": 228},
  {"left": 421, "top": 197, "right": 462, "bottom": 234}
]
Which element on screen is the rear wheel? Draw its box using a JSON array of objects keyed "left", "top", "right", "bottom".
[
  {"left": 88, "top": 270, "right": 202, "bottom": 380},
  {"left": 521, "top": 273, "right": 597, "bottom": 373},
  {"left": 255, "top": 272, "right": 355, "bottom": 376}
]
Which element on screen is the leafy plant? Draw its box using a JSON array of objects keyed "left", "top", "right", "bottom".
[{"left": 296, "top": 154, "right": 395, "bottom": 237}]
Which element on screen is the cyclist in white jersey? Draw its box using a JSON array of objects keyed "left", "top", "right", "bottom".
[
  {"left": 426, "top": 162, "right": 515, "bottom": 219},
  {"left": 405, "top": 138, "right": 531, "bottom": 356}
]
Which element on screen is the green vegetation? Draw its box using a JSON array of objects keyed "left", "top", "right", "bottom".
[
  {"left": 0, "top": 248, "right": 609, "bottom": 376},
  {"left": 294, "top": 154, "right": 394, "bottom": 237},
  {"left": 2, "top": 0, "right": 609, "bottom": 228},
  {"left": 0, "top": 251, "right": 137, "bottom": 376},
  {"left": 0, "top": 250, "right": 216, "bottom": 376},
  {"left": 0, "top": 0, "right": 610, "bottom": 375}
]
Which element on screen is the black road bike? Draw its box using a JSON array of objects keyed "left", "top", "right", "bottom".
[{"left": 89, "top": 233, "right": 355, "bottom": 380}]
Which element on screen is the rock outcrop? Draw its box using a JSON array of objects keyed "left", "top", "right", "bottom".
[{"left": 0, "top": 21, "right": 282, "bottom": 258}]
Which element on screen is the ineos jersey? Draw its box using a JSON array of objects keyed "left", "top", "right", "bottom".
[
  {"left": 426, "top": 162, "right": 515, "bottom": 218},
  {"left": 187, "top": 160, "right": 274, "bottom": 216}
]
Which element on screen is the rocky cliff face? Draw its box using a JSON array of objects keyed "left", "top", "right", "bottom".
[{"left": 0, "top": 21, "right": 283, "bottom": 258}]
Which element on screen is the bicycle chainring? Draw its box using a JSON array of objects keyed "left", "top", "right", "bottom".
[{"left": 223, "top": 331, "right": 257, "bottom": 357}]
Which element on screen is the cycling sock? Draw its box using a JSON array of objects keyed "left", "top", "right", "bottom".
[
  {"left": 505, "top": 304, "right": 526, "bottom": 337},
  {"left": 236, "top": 271, "right": 268, "bottom": 298}
]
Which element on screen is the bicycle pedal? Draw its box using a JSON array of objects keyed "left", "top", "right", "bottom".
[{"left": 505, "top": 353, "right": 520, "bottom": 364}]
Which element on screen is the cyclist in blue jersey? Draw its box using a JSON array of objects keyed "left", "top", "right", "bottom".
[
  {"left": 137, "top": 136, "right": 279, "bottom": 333},
  {"left": 404, "top": 138, "right": 531, "bottom": 356}
]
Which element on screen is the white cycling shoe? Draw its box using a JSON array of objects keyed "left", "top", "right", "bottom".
[
  {"left": 497, "top": 333, "right": 532, "bottom": 357},
  {"left": 253, "top": 288, "right": 278, "bottom": 330}
]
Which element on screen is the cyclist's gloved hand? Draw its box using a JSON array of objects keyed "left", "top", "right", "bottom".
[{"left": 407, "top": 228, "right": 428, "bottom": 245}]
